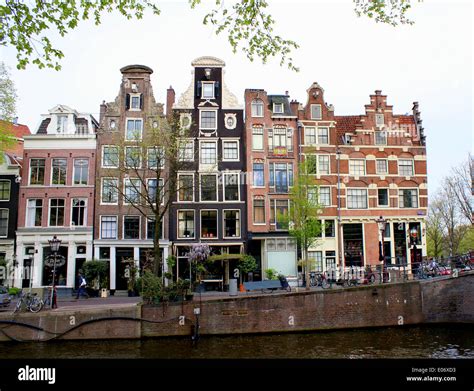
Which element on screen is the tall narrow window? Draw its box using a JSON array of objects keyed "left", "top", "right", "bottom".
[
  {"left": 178, "top": 140, "right": 194, "bottom": 162},
  {"left": 147, "top": 217, "right": 164, "bottom": 240},
  {"left": 270, "top": 199, "right": 289, "bottom": 230},
  {"left": 318, "top": 155, "right": 330, "bottom": 174},
  {"left": 201, "top": 210, "right": 218, "bottom": 238},
  {"left": 56, "top": 115, "right": 68, "bottom": 133},
  {"left": 375, "top": 131, "right": 387, "bottom": 145},
  {"left": 319, "top": 187, "right": 331, "bottom": 206},
  {"left": 311, "top": 104, "right": 322, "bottom": 120},
  {"left": 49, "top": 199, "right": 65, "bottom": 226},
  {"left": 101, "top": 178, "right": 118, "bottom": 204},
  {"left": 253, "top": 163, "right": 264, "bottom": 186},
  {"left": 124, "top": 179, "right": 141, "bottom": 204},
  {"left": 71, "top": 199, "right": 87, "bottom": 226},
  {"left": 126, "top": 119, "right": 143, "bottom": 140},
  {"left": 51, "top": 158, "right": 67, "bottom": 185},
  {"left": 304, "top": 127, "right": 317, "bottom": 145},
  {"left": 147, "top": 179, "right": 164, "bottom": 205},
  {"left": 252, "top": 126, "right": 264, "bottom": 150},
  {"left": 317, "top": 127, "right": 329, "bottom": 144},
  {"left": 270, "top": 163, "right": 293, "bottom": 193},
  {"left": 125, "top": 146, "right": 141, "bottom": 168},
  {"left": 100, "top": 216, "right": 117, "bottom": 239},
  {"left": 375, "top": 114, "right": 385, "bottom": 126},
  {"left": 200, "top": 174, "right": 217, "bottom": 201},
  {"left": 26, "top": 199, "right": 43, "bottom": 227},
  {"left": 148, "top": 147, "right": 165, "bottom": 169},
  {"left": 200, "top": 141, "right": 217, "bottom": 164},
  {"left": 29, "top": 158, "right": 45, "bottom": 185},
  {"left": 73, "top": 159, "right": 89, "bottom": 185},
  {"left": 224, "top": 173, "right": 239, "bottom": 201},
  {"left": 253, "top": 199, "right": 265, "bottom": 224},
  {"left": 223, "top": 141, "right": 239, "bottom": 161},
  {"left": 224, "top": 210, "right": 240, "bottom": 237},
  {"left": 130, "top": 94, "right": 141, "bottom": 110},
  {"left": 0, "top": 210, "right": 8, "bottom": 237},
  {"left": 178, "top": 211, "right": 195, "bottom": 238},
  {"left": 202, "top": 82, "right": 215, "bottom": 99},
  {"left": 0, "top": 180, "right": 11, "bottom": 201},
  {"left": 306, "top": 155, "right": 317, "bottom": 174},
  {"left": 178, "top": 174, "right": 194, "bottom": 202},
  {"left": 124, "top": 216, "right": 140, "bottom": 239},
  {"left": 325, "top": 220, "right": 335, "bottom": 237},
  {"left": 251, "top": 99, "right": 264, "bottom": 117}
]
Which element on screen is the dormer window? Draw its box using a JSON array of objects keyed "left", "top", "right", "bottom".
[
  {"left": 130, "top": 94, "right": 141, "bottom": 110},
  {"left": 310, "top": 104, "right": 322, "bottom": 120},
  {"left": 273, "top": 103, "right": 284, "bottom": 114},
  {"left": 202, "top": 82, "right": 215, "bottom": 99},
  {"left": 57, "top": 115, "right": 68, "bottom": 133}
]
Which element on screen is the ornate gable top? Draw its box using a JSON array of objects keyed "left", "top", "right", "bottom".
[
  {"left": 191, "top": 56, "right": 225, "bottom": 68},
  {"left": 120, "top": 64, "right": 153, "bottom": 74}
]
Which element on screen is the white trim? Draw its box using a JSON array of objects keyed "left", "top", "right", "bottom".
[
  {"left": 0, "top": 208, "right": 9, "bottom": 238},
  {"left": 146, "top": 177, "right": 164, "bottom": 206},
  {"left": 177, "top": 172, "right": 195, "bottom": 203},
  {"left": 201, "top": 81, "right": 215, "bottom": 100},
  {"left": 0, "top": 179, "right": 11, "bottom": 202},
  {"left": 200, "top": 209, "right": 219, "bottom": 240},
  {"left": 398, "top": 188, "right": 419, "bottom": 209},
  {"left": 147, "top": 146, "right": 165, "bottom": 170},
  {"left": 273, "top": 102, "right": 284, "bottom": 114},
  {"left": 223, "top": 209, "right": 241, "bottom": 239},
  {"left": 252, "top": 197, "right": 266, "bottom": 225},
  {"left": 25, "top": 198, "right": 43, "bottom": 227},
  {"left": 199, "top": 139, "right": 218, "bottom": 165},
  {"left": 47, "top": 198, "right": 66, "bottom": 227},
  {"left": 125, "top": 146, "right": 142, "bottom": 169},
  {"left": 70, "top": 197, "right": 88, "bottom": 227},
  {"left": 129, "top": 93, "right": 141, "bottom": 111},
  {"left": 348, "top": 159, "right": 366, "bottom": 176},
  {"left": 123, "top": 215, "right": 141, "bottom": 240},
  {"left": 177, "top": 209, "right": 196, "bottom": 239},
  {"left": 146, "top": 216, "right": 165, "bottom": 241},
  {"left": 222, "top": 139, "right": 240, "bottom": 161},
  {"left": 72, "top": 158, "right": 89, "bottom": 186},
  {"left": 223, "top": 172, "right": 240, "bottom": 202},
  {"left": 178, "top": 138, "right": 195, "bottom": 162},
  {"left": 100, "top": 215, "right": 118, "bottom": 240},
  {"left": 198, "top": 109, "right": 218, "bottom": 131},
  {"left": 310, "top": 104, "right": 322, "bottom": 120},
  {"left": 377, "top": 188, "right": 390, "bottom": 208},
  {"left": 251, "top": 99, "right": 264, "bottom": 118},
  {"left": 346, "top": 188, "right": 368, "bottom": 210},
  {"left": 317, "top": 127, "right": 330, "bottom": 145},
  {"left": 28, "top": 157, "right": 46, "bottom": 186},
  {"left": 100, "top": 177, "right": 119, "bottom": 205},
  {"left": 125, "top": 117, "right": 143, "bottom": 141},
  {"left": 123, "top": 177, "right": 141, "bottom": 205},
  {"left": 375, "top": 159, "right": 389, "bottom": 175},
  {"left": 199, "top": 172, "right": 219, "bottom": 202},
  {"left": 50, "top": 157, "right": 68, "bottom": 186},
  {"left": 101, "top": 145, "right": 119, "bottom": 168}
]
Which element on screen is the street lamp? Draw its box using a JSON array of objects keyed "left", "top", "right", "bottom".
[
  {"left": 410, "top": 227, "right": 419, "bottom": 271},
  {"left": 376, "top": 216, "right": 387, "bottom": 283},
  {"left": 48, "top": 235, "right": 61, "bottom": 309}
]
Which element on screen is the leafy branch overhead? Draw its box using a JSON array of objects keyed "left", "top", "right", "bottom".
[{"left": 0, "top": 0, "right": 416, "bottom": 71}]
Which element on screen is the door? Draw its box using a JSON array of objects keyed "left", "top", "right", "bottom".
[{"left": 22, "top": 259, "right": 32, "bottom": 288}]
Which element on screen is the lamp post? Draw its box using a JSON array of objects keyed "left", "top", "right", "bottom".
[
  {"left": 376, "top": 216, "right": 387, "bottom": 283},
  {"left": 48, "top": 235, "right": 61, "bottom": 309},
  {"left": 410, "top": 227, "right": 418, "bottom": 271}
]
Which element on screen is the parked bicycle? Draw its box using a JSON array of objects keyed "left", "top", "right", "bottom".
[
  {"left": 13, "top": 292, "right": 44, "bottom": 313},
  {"left": 309, "top": 272, "right": 330, "bottom": 289}
]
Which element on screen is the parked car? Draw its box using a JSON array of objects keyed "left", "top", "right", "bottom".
[{"left": 0, "top": 286, "right": 11, "bottom": 307}]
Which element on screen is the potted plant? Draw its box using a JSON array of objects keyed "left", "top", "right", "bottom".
[{"left": 237, "top": 254, "right": 258, "bottom": 290}]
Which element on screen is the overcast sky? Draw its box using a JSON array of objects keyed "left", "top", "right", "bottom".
[{"left": 0, "top": 0, "right": 472, "bottom": 197}]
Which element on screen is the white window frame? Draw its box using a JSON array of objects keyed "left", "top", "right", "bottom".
[
  {"left": 199, "top": 140, "right": 218, "bottom": 165},
  {"left": 201, "top": 81, "right": 215, "bottom": 99},
  {"left": 100, "top": 215, "right": 118, "bottom": 240},
  {"left": 51, "top": 158, "right": 67, "bottom": 186},
  {"left": 399, "top": 188, "right": 419, "bottom": 208},
  {"left": 319, "top": 187, "right": 331, "bottom": 206},
  {"left": 102, "top": 145, "right": 119, "bottom": 168},
  {"left": 147, "top": 178, "right": 164, "bottom": 205},
  {"left": 125, "top": 118, "right": 143, "bottom": 141},
  {"left": 349, "top": 159, "right": 366, "bottom": 176},
  {"left": 375, "top": 131, "right": 387, "bottom": 145},
  {"left": 346, "top": 188, "right": 368, "bottom": 209},
  {"left": 72, "top": 158, "right": 89, "bottom": 186},
  {"left": 199, "top": 173, "right": 218, "bottom": 202},
  {"left": 222, "top": 139, "right": 240, "bottom": 161},
  {"left": 26, "top": 199, "right": 43, "bottom": 227},
  {"left": 376, "top": 159, "right": 388, "bottom": 175},
  {"left": 273, "top": 103, "right": 284, "bottom": 114},
  {"left": 123, "top": 215, "right": 141, "bottom": 240},
  {"left": 199, "top": 109, "right": 217, "bottom": 131},
  {"left": 252, "top": 162, "right": 265, "bottom": 188},
  {"left": 223, "top": 209, "right": 241, "bottom": 239},
  {"left": 251, "top": 99, "right": 264, "bottom": 117},
  {"left": 146, "top": 216, "right": 164, "bottom": 240},
  {"left": 252, "top": 126, "right": 264, "bottom": 150},
  {"left": 200, "top": 209, "right": 219, "bottom": 240},
  {"left": 398, "top": 159, "right": 414, "bottom": 176},
  {"left": 304, "top": 126, "right": 317, "bottom": 145},
  {"left": 223, "top": 172, "right": 240, "bottom": 202},
  {"left": 377, "top": 188, "right": 389, "bottom": 207},
  {"left": 177, "top": 173, "right": 195, "bottom": 202},
  {"left": 178, "top": 139, "right": 194, "bottom": 162},
  {"left": 147, "top": 147, "right": 165, "bottom": 169},
  {"left": 48, "top": 198, "right": 66, "bottom": 227},
  {"left": 123, "top": 178, "right": 141, "bottom": 205},
  {"left": 317, "top": 127, "right": 329, "bottom": 144},
  {"left": 125, "top": 146, "right": 142, "bottom": 169},
  {"left": 130, "top": 93, "right": 141, "bottom": 111},
  {"left": 100, "top": 177, "right": 119, "bottom": 205},
  {"left": 0, "top": 209, "right": 8, "bottom": 238},
  {"left": 29, "top": 158, "right": 46, "bottom": 186},
  {"left": 0, "top": 180, "right": 11, "bottom": 201},
  {"left": 311, "top": 104, "right": 322, "bottom": 120},
  {"left": 252, "top": 198, "right": 266, "bottom": 225},
  {"left": 70, "top": 198, "right": 88, "bottom": 227},
  {"left": 375, "top": 113, "right": 385, "bottom": 127},
  {"left": 177, "top": 209, "right": 195, "bottom": 239},
  {"left": 318, "top": 155, "right": 330, "bottom": 175}
]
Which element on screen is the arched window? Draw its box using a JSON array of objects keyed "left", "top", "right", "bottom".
[{"left": 251, "top": 99, "right": 264, "bottom": 117}]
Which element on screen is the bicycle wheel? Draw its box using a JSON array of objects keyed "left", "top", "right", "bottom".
[
  {"left": 321, "top": 278, "right": 330, "bottom": 289},
  {"left": 369, "top": 274, "right": 376, "bottom": 284},
  {"left": 342, "top": 279, "right": 350, "bottom": 288},
  {"left": 13, "top": 299, "right": 22, "bottom": 313},
  {"left": 29, "top": 297, "right": 44, "bottom": 313}
]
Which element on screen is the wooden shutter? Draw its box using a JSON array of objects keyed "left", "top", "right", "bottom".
[
  {"left": 196, "top": 81, "right": 202, "bottom": 98},
  {"left": 140, "top": 93, "right": 144, "bottom": 110},
  {"left": 125, "top": 93, "right": 130, "bottom": 110},
  {"left": 214, "top": 81, "right": 220, "bottom": 97}
]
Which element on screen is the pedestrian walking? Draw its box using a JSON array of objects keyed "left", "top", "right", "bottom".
[{"left": 76, "top": 272, "right": 89, "bottom": 299}]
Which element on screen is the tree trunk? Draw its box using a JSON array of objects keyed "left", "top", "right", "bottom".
[
  {"left": 304, "top": 245, "right": 310, "bottom": 291},
  {"left": 153, "top": 217, "right": 162, "bottom": 277}
]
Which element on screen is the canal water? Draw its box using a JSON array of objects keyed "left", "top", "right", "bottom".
[{"left": 1, "top": 324, "right": 473, "bottom": 359}]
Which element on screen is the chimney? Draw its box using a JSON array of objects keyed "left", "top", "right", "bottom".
[
  {"left": 285, "top": 91, "right": 289, "bottom": 96},
  {"left": 375, "top": 90, "right": 382, "bottom": 96},
  {"left": 290, "top": 100, "right": 299, "bottom": 116},
  {"left": 99, "top": 100, "right": 107, "bottom": 123},
  {"left": 166, "top": 86, "right": 175, "bottom": 118}
]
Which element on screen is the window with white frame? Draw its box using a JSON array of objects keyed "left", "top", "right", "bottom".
[
  {"left": 251, "top": 99, "right": 264, "bottom": 117},
  {"left": 398, "top": 159, "right": 414, "bottom": 176},
  {"left": 375, "top": 131, "right": 387, "bottom": 145},
  {"left": 347, "top": 189, "right": 368, "bottom": 209},
  {"left": 125, "top": 146, "right": 141, "bottom": 168},
  {"left": 325, "top": 220, "right": 335, "bottom": 237},
  {"left": 319, "top": 187, "right": 331, "bottom": 206},
  {"left": 308, "top": 251, "right": 323, "bottom": 272},
  {"left": 126, "top": 119, "right": 143, "bottom": 140},
  {"left": 223, "top": 140, "right": 239, "bottom": 161},
  {"left": 200, "top": 141, "right": 217, "bottom": 164},
  {"left": 200, "top": 110, "right": 217, "bottom": 130},
  {"left": 200, "top": 174, "right": 218, "bottom": 201},
  {"left": 318, "top": 127, "right": 329, "bottom": 144},
  {"left": 201, "top": 210, "right": 218, "bottom": 238},
  {"left": 376, "top": 159, "right": 388, "bottom": 174},
  {"left": 56, "top": 115, "right": 68, "bottom": 133},
  {"left": 147, "top": 147, "right": 165, "bottom": 169},
  {"left": 378, "top": 189, "right": 389, "bottom": 207},
  {"left": 253, "top": 198, "right": 265, "bottom": 224},
  {"left": 311, "top": 104, "right": 322, "bottom": 120},
  {"left": 305, "top": 127, "right": 317, "bottom": 145},
  {"left": 147, "top": 178, "right": 164, "bottom": 205},
  {"left": 349, "top": 159, "right": 366, "bottom": 176},
  {"left": 178, "top": 140, "right": 194, "bottom": 162},
  {"left": 399, "top": 189, "right": 418, "bottom": 208},
  {"left": 375, "top": 114, "right": 385, "bottom": 126},
  {"left": 101, "top": 178, "right": 118, "bottom": 204},
  {"left": 0, "top": 180, "right": 10, "bottom": 201},
  {"left": 178, "top": 210, "right": 195, "bottom": 238},
  {"left": 270, "top": 199, "right": 289, "bottom": 230},
  {"left": 273, "top": 103, "right": 284, "bottom": 114},
  {"left": 124, "top": 178, "right": 141, "bottom": 204},
  {"left": 49, "top": 199, "right": 65, "bottom": 226},
  {"left": 124, "top": 216, "right": 140, "bottom": 239},
  {"left": 130, "top": 94, "right": 141, "bottom": 110},
  {"left": 73, "top": 159, "right": 89, "bottom": 185},
  {"left": 51, "top": 158, "right": 67, "bottom": 185},
  {"left": 224, "top": 210, "right": 240, "bottom": 238},
  {"left": 102, "top": 146, "right": 119, "bottom": 167},
  {"left": 0, "top": 209, "right": 8, "bottom": 237},
  {"left": 147, "top": 217, "right": 164, "bottom": 240},
  {"left": 318, "top": 155, "right": 330, "bottom": 174},
  {"left": 202, "top": 82, "right": 215, "bottom": 99},
  {"left": 269, "top": 127, "right": 293, "bottom": 151},
  {"left": 252, "top": 126, "right": 264, "bottom": 150},
  {"left": 306, "top": 155, "right": 317, "bottom": 174},
  {"left": 26, "top": 199, "right": 43, "bottom": 227},
  {"left": 178, "top": 174, "right": 194, "bottom": 202},
  {"left": 269, "top": 163, "right": 293, "bottom": 193},
  {"left": 29, "top": 158, "right": 45, "bottom": 185},
  {"left": 253, "top": 163, "right": 264, "bottom": 187},
  {"left": 71, "top": 198, "right": 87, "bottom": 226},
  {"left": 224, "top": 173, "right": 239, "bottom": 201},
  {"left": 101, "top": 216, "right": 117, "bottom": 239},
  {"left": 308, "top": 187, "right": 318, "bottom": 203}
]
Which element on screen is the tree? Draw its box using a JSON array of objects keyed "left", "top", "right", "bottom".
[
  {"left": 0, "top": 62, "right": 18, "bottom": 157},
  {"left": 284, "top": 161, "right": 324, "bottom": 290},
  {"left": 426, "top": 197, "right": 445, "bottom": 258},
  {"left": 1, "top": 1, "right": 416, "bottom": 71},
  {"left": 445, "top": 154, "right": 473, "bottom": 223}
]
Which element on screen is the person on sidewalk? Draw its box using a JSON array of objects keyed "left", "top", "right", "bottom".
[{"left": 76, "top": 272, "right": 89, "bottom": 299}]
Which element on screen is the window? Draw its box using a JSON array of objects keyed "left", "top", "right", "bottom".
[
  {"left": 349, "top": 159, "right": 366, "bottom": 176},
  {"left": 101, "top": 178, "right": 118, "bottom": 204},
  {"left": 71, "top": 199, "right": 87, "bottom": 226},
  {"left": 308, "top": 187, "right": 318, "bottom": 203},
  {"left": 269, "top": 127, "right": 293, "bottom": 152},
  {"left": 376, "top": 159, "right": 388, "bottom": 174},
  {"left": 147, "top": 217, "right": 164, "bottom": 240},
  {"left": 178, "top": 140, "right": 194, "bottom": 162},
  {"left": 130, "top": 95, "right": 141, "bottom": 110},
  {"left": 124, "top": 216, "right": 140, "bottom": 239},
  {"left": 0, "top": 180, "right": 10, "bottom": 200},
  {"left": 223, "top": 141, "right": 239, "bottom": 161},
  {"left": 57, "top": 115, "right": 68, "bottom": 133},
  {"left": 148, "top": 147, "right": 165, "bottom": 169},
  {"left": 347, "top": 189, "right": 368, "bottom": 209},
  {"left": 0, "top": 209, "right": 8, "bottom": 237},
  {"left": 178, "top": 210, "right": 195, "bottom": 238},
  {"left": 311, "top": 104, "right": 322, "bottom": 120},
  {"left": 398, "top": 159, "right": 414, "bottom": 176},
  {"left": 200, "top": 174, "right": 218, "bottom": 201},
  {"left": 202, "top": 82, "right": 214, "bottom": 99},
  {"left": 269, "top": 163, "right": 293, "bottom": 193},
  {"left": 200, "top": 141, "right": 217, "bottom": 164},
  {"left": 73, "top": 159, "right": 89, "bottom": 185},
  {"left": 325, "top": 220, "right": 335, "bottom": 237},
  {"left": 201, "top": 210, "right": 218, "bottom": 238},
  {"left": 252, "top": 126, "right": 264, "bottom": 150},
  {"left": 29, "top": 158, "right": 45, "bottom": 185},
  {"left": 124, "top": 178, "right": 141, "bottom": 204},
  {"left": 26, "top": 199, "right": 43, "bottom": 227},
  {"left": 224, "top": 173, "right": 239, "bottom": 201},
  {"left": 101, "top": 216, "right": 117, "bottom": 239},
  {"left": 375, "top": 114, "right": 385, "bottom": 126},
  {"left": 253, "top": 163, "right": 264, "bottom": 186},
  {"left": 178, "top": 174, "right": 194, "bottom": 202},
  {"left": 147, "top": 178, "right": 164, "bottom": 205},
  {"left": 375, "top": 131, "right": 387, "bottom": 145},
  {"left": 125, "top": 146, "right": 141, "bottom": 168},
  {"left": 102, "top": 146, "right": 119, "bottom": 167},
  {"left": 253, "top": 199, "right": 265, "bottom": 224},
  {"left": 399, "top": 189, "right": 418, "bottom": 208},
  {"left": 224, "top": 210, "right": 240, "bottom": 237},
  {"left": 126, "top": 119, "right": 143, "bottom": 140},
  {"left": 319, "top": 187, "right": 331, "bottom": 206},
  {"left": 308, "top": 251, "right": 323, "bottom": 272},
  {"left": 318, "top": 155, "right": 330, "bottom": 174},
  {"left": 318, "top": 127, "right": 329, "bottom": 144},
  {"left": 306, "top": 155, "right": 317, "bottom": 174},
  {"left": 251, "top": 99, "right": 264, "bottom": 117},
  {"left": 378, "top": 189, "right": 389, "bottom": 207},
  {"left": 273, "top": 103, "right": 284, "bottom": 113},
  {"left": 305, "top": 127, "right": 316, "bottom": 145},
  {"left": 270, "top": 199, "right": 289, "bottom": 230},
  {"left": 49, "top": 199, "right": 65, "bottom": 226},
  {"left": 200, "top": 110, "right": 217, "bottom": 130},
  {"left": 51, "top": 158, "right": 67, "bottom": 185}
]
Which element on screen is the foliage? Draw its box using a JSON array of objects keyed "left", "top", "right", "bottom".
[
  {"left": 187, "top": 243, "right": 211, "bottom": 281},
  {"left": 8, "top": 287, "right": 21, "bottom": 296},
  {"left": 354, "top": 0, "right": 415, "bottom": 26},
  {"left": 458, "top": 226, "right": 474, "bottom": 255},
  {"left": 123, "top": 258, "right": 139, "bottom": 292},
  {"left": 83, "top": 260, "right": 109, "bottom": 289},
  {"left": 136, "top": 270, "right": 163, "bottom": 304},
  {"left": 0, "top": 62, "right": 18, "bottom": 159},
  {"left": 265, "top": 268, "right": 278, "bottom": 280},
  {"left": 237, "top": 255, "right": 258, "bottom": 280}
]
